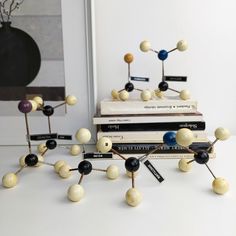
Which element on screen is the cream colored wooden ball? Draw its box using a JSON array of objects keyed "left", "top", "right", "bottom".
[
  {"left": 2, "top": 173, "right": 18, "bottom": 188},
  {"left": 111, "top": 89, "right": 119, "bottom": 99},
  {"left": 119, "top": 90, "right": 129, "bottom": 101},
  {"left": 140, "top": 40, "right": 151, "bottom": 52},
  {"left": 177, "top": 40, "right": 188, "bottom": 51},
  {"left": 106, "top": 165, "right": 119, "bottom": 179},
  {"left": 214, "top": 127, "right": 230, "bottom": 141},
  {"left": 58, "top": 164, "right": 72, "bottom": 178},
  {"left": 176, "top": 128, "right": 194, "bottom": 147},
  {"left": 35, "top": 155, "right": 44, "bottom": 167},
  {"left": 65, "top": 95, "right": 77, "bottom": 105},
  {"left": 155, "top": 89, "right": 164, "bottom": 98},
  {"left": 70, "top": 145, "right": 81, "bottom": 156},
  {"left": 33, "top": 96, "right": 43, "bottom": 108},
  {"left": 29, "top": 100, "right": 38, "bottom": 111},
  {"left": 67, "top": 184, "right": 85, "bottom": 202},
  {"left": 178, "top": 159, "right": 192, "bottom": 172},
  {"left": 140, "top": 90, "right": 152, "bottom": 101},
  {"left": 125, "top": 188, "right": 142, "bottom": 207},
  {"left": 54, "top": 160, "right": 67, "bottom": 173},
  {"left": 126, "top": 170, "right": 138, "bottom": 178},
  {"left": 179, "top": 89, "right": 191, "bottom": 100},
  {"left": 19, "top": 155, "right": 26, "bottom": 167},
  {"left": 75, "top": 128, "right": 91, "bottom": 144},
  {"left": 37, "top": 143, "right": 47, "bottom": 154},
  {"left": 96, "top": 137, "right": 112, "bottom": 153},
  {"left": 212, "top": 177, "right": 229, "bottom": 195}
]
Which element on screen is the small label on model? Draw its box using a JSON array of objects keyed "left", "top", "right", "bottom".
[
  {"left": 130, "top": 76, "right": 149, "bottom": 82},
  {"left": 30, "top": 133, "right": 58, "bottom": 141},
  {"left": 83, "top": 152, "right": 113, "bottom": 159},
  {"left": 164, "top": 76, "right": 187, "bottom": 82},
  {"left": 143, "top": 160, "right": 164, "bottom": 183},
  {"left": 57, "top": 134, "right": 72, "bottom": 140}
]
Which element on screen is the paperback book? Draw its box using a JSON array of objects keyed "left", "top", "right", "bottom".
[{"left": 100, "top": 97, "right": 198, "bottom": 115}]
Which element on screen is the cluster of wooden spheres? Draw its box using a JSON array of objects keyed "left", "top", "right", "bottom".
[{"left": 111, "top": 39, "right": 190, "bottom": 101}]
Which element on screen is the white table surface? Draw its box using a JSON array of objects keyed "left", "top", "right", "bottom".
[{"left": 0, "top": 137, "right": 235, "bottom": 236}]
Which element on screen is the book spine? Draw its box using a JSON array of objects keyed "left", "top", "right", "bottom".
[
  {"left": 111, "top": 152, "right": 216, "bottom": 160},
  {"left": 99, "top": 121, "right": 205, "bottom": 132},
  {"left": 93, "top": 114, "right": 203, "bottom": 124},
  {"left": 111, "top": 142, "right": 211, "bottom": 154},
  {"left": 97, "top": 130, "right": 207, "bottom": 143},
  {"left": 101, "top": 101, "right": 197, "bottom": 115}
]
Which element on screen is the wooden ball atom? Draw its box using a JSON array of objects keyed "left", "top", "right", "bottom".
[
  {"left": 67, "top": 184, "right": 85, "bottom": 202},
  {"left": 124, "top": 53, "right": 134, "bottom": 64},
  {"left": 2, "top": 173, "right": 18, "bottom": 188},
  {"left": 70, "top": 144, "right": 81, "bottom": 156},
  {"left": 29, "top": 100, "right": 38, "bottom": 111},
  {"left": 125, "top": 188, "right": 142, "bottom": 207},
  {"left": 176, "top": 40, "right": 188, "bottom": 51},
  {"left": 212, "top": 178, "right": 229, "bottom": 195},
  {"left": 75, "top": 128, "right": 91, "bottom": 144},
  {"left": 214, "top": 127, "right": 230, "bottom": 141},
  {"left": 33, "top": 96, "right": 43, "bottom": 108},
  {"left": 178, "top": 159, "right": 192, "bottom": 172},
  {"left": 140, "top": 89, "right": 152, "bottom": 101},
  {"left": 106, "top": 165, "right": 119, "bottom": 179},
  {"left": 96, "top": 137, "right": 112, "bottom": 153},
  {"left": 58, "top": 164, "right": 72, "bottom": 178},
  {"left": 66, "top": 95, "right": 77, "bottom": 105},
  {"left": 119, "top": 90, "right": 129, "bottom": 101},
  {"left": 179, "top": 89, "right": 191, "bottom": 100},
  {"left": 176, "top": 128, "right": 194, "bottom": 147},
  {"left": 140, "top": 40, "right": 151, "bottom": 52},
  {"left": 111, "top": 89, "right": 119, "bottom": 99},
  {"left": 54, "top": 160, "right": 67, "bottom": 173}
]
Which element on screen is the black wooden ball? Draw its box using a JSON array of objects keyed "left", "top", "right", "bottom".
[
  {"left": 42, "top": 105, "right": 54, "bottom": 116},
  {"left": 46, "top": 139, "right": 57, "bottom": 150},
  {"left": 125, "top": 82, "right": 134, "bottom": 92},
  {"left": 158, "top": 81, "right": 169, "bottom": 91},
  {"left": 125, "top": 157, "right": 140, "bottom": 172},
  {"left": 194, "top": 150, "right": 209, "bottom": 164},
  {"left": 25, "top": 154, "right": 38, "bottom": 166},
  {"left": 78, "top": 160, "right": 92, "bottom": 175}
]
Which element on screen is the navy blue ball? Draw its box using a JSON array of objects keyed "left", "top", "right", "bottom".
[
  {"left": 163, "top": 132, "right": 176, "bottom": 146},
  {"left": 158, "top": 50, "right": 168, "bottom": 61}
]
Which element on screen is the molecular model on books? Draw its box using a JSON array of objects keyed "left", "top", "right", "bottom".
[
  {"left": 2, "top": 95, "right": 78, "bottom": 188},
  {"left": 55, "top": 129, "right": 120, "bottom": 203},
  {"left": 164, "top": 127, "right": 230, "bottom": 194},
  {"left": 111, "top": 53, "right": 152, "bottom": 101},
  {"left": 96, "top": 136, "right": 169, "bottom": 207},
  {"left": 139, "top": 39, "right": 190, "bottom": 100}
]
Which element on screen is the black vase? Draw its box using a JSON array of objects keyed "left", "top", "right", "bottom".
[{"left": 0, "top": 22, "right": 41, "bottom": 86}]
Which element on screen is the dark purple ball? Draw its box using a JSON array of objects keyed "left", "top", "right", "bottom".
[{"left": 18, "top": 100, "right": 32, "bottom": 113}]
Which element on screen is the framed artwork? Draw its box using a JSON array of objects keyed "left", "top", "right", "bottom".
[{"left": 0, "top": 0, "right": 96, "bottom": 145}]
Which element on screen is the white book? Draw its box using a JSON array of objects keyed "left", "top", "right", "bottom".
[
  {"left": 100, "top": 97, "right": 198, "bottom": 115},
  {"left": 97, "top": 130, "right": 208, "bottom": 143},
  {"left": 93, "top": 112, "right": 203, "bottom": 124}
]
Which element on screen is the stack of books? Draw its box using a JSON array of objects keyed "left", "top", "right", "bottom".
[{"left": 93, "top": 96, "right": 215, "bottom": 159}]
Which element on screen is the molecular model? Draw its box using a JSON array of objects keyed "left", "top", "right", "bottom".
[
  {"left": 163, "top": 127, "right": 230, "bottom": 194},
  {"left": 2, "top": 95, "right": 77, "bottom": 188},
  {"left": 55, "top": 129, "right": 120, "bottom": 203},
  {"left": 139, "top": 39, "right": 190, "bottom": 100},
  {"left": 111, "top": 53, "right": 152, "bottom": 101},
  {"left": 96, "top": 136, "right": 166, "bottom": 207}
]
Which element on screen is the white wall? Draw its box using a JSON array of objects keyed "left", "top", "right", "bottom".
[{"left": 92, "top": 0, "right": 236, "bottom": 135}]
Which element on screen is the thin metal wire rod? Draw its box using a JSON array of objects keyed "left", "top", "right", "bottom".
[
  {"left": 78, "top": 173, "right": 84, "bottom": 185},
  {"left": 184, "top": 147, "right": 197, "bottom": 155},
  {"left": 41, "top": 148, "right": 48, "bottom": 157},
  {"left": 139, "top": 144, "right": 164, "bottom": 162},
  {"left": 53, "top": 102, "right": 66, "bottom": 109},
  {"left": 24, "top": 113, "right": 32, "bottom": 154},
  {"left": 131, "top": 171, "right": 135, "bottom": 188},
  {"left": 207, "top": 139, "right": 218, "bottom": 152},
  {"left": 92, "top": 168, "right": 106, "bottom": 172},
  {"left": 111, "top": 148, "right": 127, "bottom": 160},
  {"left": 48, "top": 116, "right": 52, "bottom": 134},
  {"left": 168, "top": 47, "right": 177, "bottom": 53},
  {"left": 15, "top": 165, "right": 26, "bottom": 175},
  {"left": 38, "top": 161, "right": 54, "bottom": 167},
  {"left": 187, "top": 159, "right": 195, "bottom": 164},
  {"left": 168, "top": 87, "right": 180, "bottom": 94},
  {"left": 162, "top": 61, "right": 165, "bottom": 81},
  {"left": 150, "top": 49, "right": 159, "bottom": 54},
  {"left": 128, "top": 63, "right": 131, "bottom": 82},
  {"left": 118, "top": 89, "right": 125, "bottom": 93},
  {"left": 205, "top": 163, "right": 216, "bottom": 179},
  {"left": 69, "top": 168, "right": 79, "bottom": 172},
  {"left": 134, "top": 88, "right": 143, "bottom": 92}
]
